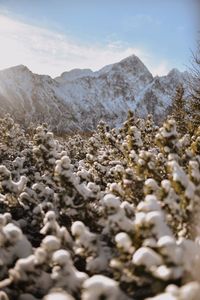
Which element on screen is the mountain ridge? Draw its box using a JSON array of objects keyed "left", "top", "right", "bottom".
[{"left": 0, "top": 55, "right": 190, "bottom": 132}]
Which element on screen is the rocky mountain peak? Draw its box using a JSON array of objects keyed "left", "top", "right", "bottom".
[
  {"left": 118, "top": 54, "right": 147, "bottom": 68},
  {"left": 0, "top": 64, "right": 31, "bottom": 75},
  {"left": 103, "top": 54, "right": 153, "bottom": 80},
  {"left": 167, "top": 68, "right": 182, "bottom": 79}
]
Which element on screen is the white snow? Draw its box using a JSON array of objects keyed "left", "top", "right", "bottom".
[
  {"left": 132, "top": 247, "right": 163, "bottom": 268},
  {"left": 43, "top": 292, "right": 74, "bottom": 300},
  {"left": 115, "top": 232, "right": 133, "bottom": 252}
]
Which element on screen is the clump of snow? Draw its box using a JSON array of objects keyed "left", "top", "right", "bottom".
[
  {"left": 132, "top": 247, "right": 163, "bottom": 268},
  {"left": 82, "top": 275, "right": 128, "bottom": 300},
  {"left": 115, "top": 232, "right": 133, "bottom": 253},
  {"left": 43, "top": 291, "right": 75, "bottom": 300}
]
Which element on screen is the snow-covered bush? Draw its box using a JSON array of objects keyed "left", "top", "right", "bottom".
[{"left": 0, "top": 114, "right": 199, "bottom": 299}]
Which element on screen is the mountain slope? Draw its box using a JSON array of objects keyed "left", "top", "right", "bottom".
[
  {"left": 0, "top": 56, "right": 190, "bottom": 132},
  {"left": 0, "top": 65, "right": 78, "bottom": 131},
  {"left": 135, "top": 68, "right": 190, "bottom": 119}
]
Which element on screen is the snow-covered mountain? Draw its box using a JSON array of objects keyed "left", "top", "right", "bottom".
[{"left": 0, "top": 55, "right": 190, "bottom": 132}]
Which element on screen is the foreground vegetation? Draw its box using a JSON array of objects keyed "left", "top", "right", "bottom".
[{"left": 0, "top": 112, "right": 200, "bottom": 300}]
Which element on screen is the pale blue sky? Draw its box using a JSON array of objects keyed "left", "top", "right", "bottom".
[{"left": 0, "top": 0, "right": 198, "bottom": 76}]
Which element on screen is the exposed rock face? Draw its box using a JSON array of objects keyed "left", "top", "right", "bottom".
[{"left": 0, "top": 56, "right": 190, "bottom": 132}]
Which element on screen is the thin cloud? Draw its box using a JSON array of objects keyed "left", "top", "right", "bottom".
[
  {"left": 123, "top": 14, "right": 161, "bottom": 30},
  {"left": 0, "top": 13, "right": 170, "bottom": 77}
]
